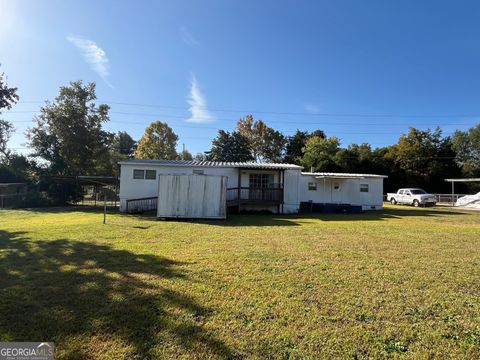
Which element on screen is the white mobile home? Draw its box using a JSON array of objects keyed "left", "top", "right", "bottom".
[
  {"left": 118, "top": 159, "right": 387, "bottom": 216},
  {"left": 118, "top": 160, "right": 303, "bottom": 214},
  {"left": 300, "top": 172, "right": 387, "bottom": 211}
]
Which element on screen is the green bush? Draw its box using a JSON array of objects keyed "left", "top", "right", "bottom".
[{"left": 12, "top": 191, "right": 51, "bottom": 208}]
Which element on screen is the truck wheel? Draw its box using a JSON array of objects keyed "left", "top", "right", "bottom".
[
  {"left": 390, "top": 198, "right": 397, "bottom": 205},
  {"left": 413, "top": 200, "right": 420, "bottom": 207}
]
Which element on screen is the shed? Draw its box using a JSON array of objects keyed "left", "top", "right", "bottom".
[{"left": 157, "top": 174, "right": 227, "bottom": 219}]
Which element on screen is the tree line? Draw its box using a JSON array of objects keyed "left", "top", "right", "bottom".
[{"left": 1, "top": 73, "right": 479, "bottom": 205}]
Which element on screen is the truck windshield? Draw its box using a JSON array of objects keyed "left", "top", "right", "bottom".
[{"left": 410, "top": 189, "right": 427, "bottom": 194}]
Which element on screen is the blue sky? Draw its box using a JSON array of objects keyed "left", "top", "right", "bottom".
[{"left": 1, "top": 0, "right": 480, "bottom": 156}]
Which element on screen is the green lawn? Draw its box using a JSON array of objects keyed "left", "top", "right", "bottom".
[{"left": 0, "top": 205, "right": 479, "bottom": 359}]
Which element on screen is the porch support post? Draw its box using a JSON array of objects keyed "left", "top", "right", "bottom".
[
  {"left": 451, "top": 181, "right": 455, "bottom": 207},
  {"left": 281, "top": 170, "right": 285, "bottom": 214},
  {"left": 277, "top": 170, "right": 281, "bottom": 213},
  {"left": 237, "top": 168, "right": 241, "bottom": 213}
]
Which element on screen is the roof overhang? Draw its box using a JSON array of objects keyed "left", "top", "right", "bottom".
[
  {"left": 302, "top": 172, "right": 388, "bottom": 179},
  {"left": 0, "top": 182, "right": 27, "bottom": 188},
  {"left": 118, "top": 159, "right": 303, "bottom": 170},
  {"left": 49, "top": 176, "right": 118, "bottom": 186},
  {"left": 445, "top": 178, "right": 480, "bottom": 183}
]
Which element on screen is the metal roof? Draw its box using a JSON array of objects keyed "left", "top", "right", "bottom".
[
  {"left": 118, "top": 159, "right": 303, "bottom": 170},
  {"left": 445, "top": 178, "right": 480, "bottom": 182},
  {"left": 0, "top": 182, "right": 27, "bottom": 188},
  {"left": 49, "top": 176, "right": 118, "bottom": 185},
  {"left": 302, "top": 172, "right": 388, "bottom": 179}
]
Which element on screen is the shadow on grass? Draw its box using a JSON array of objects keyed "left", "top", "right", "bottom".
[
  {"left": 0, "top": 205, "right": 121, "bottom": 215},
  {"left": 0, "top": 230, "right": 234, "bottom": 358},
  {"left": 3, "top": 205, "right": 471, "bottom": 228},
  {"left": 117, "top": 206, "right": 470, "bottom": 227},
  {"left": 198, "top": 206, "right": 470, "bottom": 226}
]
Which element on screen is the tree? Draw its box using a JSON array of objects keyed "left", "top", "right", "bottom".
[
  {"left": 135, "top": 121, "right": 178, "bottom": 160},
  {"left": 112, "top": 131, "right": 136, "bottom": 157},
  {"left": 284, "top": 129, "right": 326, "bottom": 164},
  {"left": 178, "top": 149, "right": 193, "bottom": 160},
  {"left": 194, "top": 152, "right": 207, "bottom": 161},
  {"left": 27, "top": 81, "right": 112, "bottom": 175},
  {"left": 0, "top": 153, "right": 36, "bottom": 182},
  {"left": 0, "top": 66, "right": 19, "bottom": 161},
  {"left": 451, "top": 124, "right": 480, "bottom": 177},
  {"left": 236, "top": 115, "right": 286, "bottom": 162},
  {"left": 301, "top": 136, "right": 341, "bottom": 172},
  {"left": 106, "top": 131, "right": 137, "bottom": 177},
  {"left": 207, "top": 130, "right": 254, "bottom": 162},
  {"left": 0, "top": 120, "right": 13, "bottom": 160},
  {"left": 284, "top": 130, "right": 309, "bottom": 164},
  {"left": 385, "top": 127, "right": 460, "bottom": 192}
]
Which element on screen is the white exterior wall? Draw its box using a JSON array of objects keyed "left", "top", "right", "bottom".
[
  {"left": 119, "top": 164, "right": 238, "bottom": 212},
  {"left": 119, "top": 162, "right": 384, "bottom": 214},
  {"left": 299, "top": 175, "right": 384, "bottom": 210},
  {"left": 119, "top": 164, "right": 302, "bottom": 213}
]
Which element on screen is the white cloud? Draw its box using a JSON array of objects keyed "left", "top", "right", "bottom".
[
  {"left": 187, "top": 75, "right": 215, "bottom": 123},
  {"left": 180, "top": 26, "right": 200, "bottom": 47},
  {"left": 304, "top": 104, "right": 322, "bottom": 113},
  {"left": 67, "top": 35, "right": 112, "bottom": 88}
]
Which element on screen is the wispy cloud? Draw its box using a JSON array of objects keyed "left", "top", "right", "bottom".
[
  {"left": 304, "top": 103, "right": 322, "bottom": 113},
  {"left": 187, "top": 75, "right": 215, "bottom": 123},
  {"left": 67, "top": 35, "right": 112, "bottom": 88},
  {"left": 180, "top": 26, "right": 200, "bottom": 47}
]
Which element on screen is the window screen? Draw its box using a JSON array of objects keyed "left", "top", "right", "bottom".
[
  {"left": 360, "top": 184, "right": 369, "bottom": 192},
  {"left": 308, "top": 182, "right": 317, "bottom": 191},
  {"left": 133, "top": 169, "right": 145, "bottom": 179},
  {"left": 249, "top": 174, "right": 273, "bottom": 188},
  {"left": 145, "top": 170, "right": 156, "bottom": 180},
  {"left": 193, "top": 170, "right": 204, "bottom": 175}
]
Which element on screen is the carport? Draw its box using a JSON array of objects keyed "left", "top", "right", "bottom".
[{"left": 444, "top": 178, "right": 480, "bottom": 205}]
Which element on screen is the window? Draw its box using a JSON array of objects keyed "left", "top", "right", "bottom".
[
  {"left": 193, "top": 170, "right": 204, "bottom": 175},
  {"left": 410, "top": 189, "right": 427, "bottom": 195},
  {"left": 308, "top": 182, "right": 317, "bottom": 191},
  {"left": 133, "top": 169, "right": 145, "bottom": 179},
  {"left": 145, "top": 170, "right": 156, "bottom": 180},
  {"left": 249, "top": 174, "right": 273, "bottom": 188},
  {"left": 360, "top": 184, "right": 369, "bottom": 193},
  {"left": 333, "top": 182, "right": 340, "bottom": 191}
]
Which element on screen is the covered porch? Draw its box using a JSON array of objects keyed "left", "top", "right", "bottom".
[{"left": 226, "top": 167, "right": 286, "bottom": 213}]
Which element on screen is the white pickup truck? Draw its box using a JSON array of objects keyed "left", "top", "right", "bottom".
[{"left": 386, "top": 188, "right": 437, "bottom": 207}]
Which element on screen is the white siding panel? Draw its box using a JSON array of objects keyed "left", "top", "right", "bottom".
[
  {"left": 283, "top": 169, "right": 300, "bottom": 213},
  {"left": 157, "top": 174, "right": 227, "bottom": 219},
  {"left": 298, "top": 175, "right": 384, "bottom": 210}
]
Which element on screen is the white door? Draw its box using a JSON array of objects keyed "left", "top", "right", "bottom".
[
  {"left": 331, "top": 181, "right": 342, "bottom": 203},
  {"left": 403, "top": 190, "right": 413, "bottom": 205}
]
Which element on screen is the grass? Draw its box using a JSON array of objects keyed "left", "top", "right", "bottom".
[{"left": 0, "top": 204, "right": 479, "bottom": 359}]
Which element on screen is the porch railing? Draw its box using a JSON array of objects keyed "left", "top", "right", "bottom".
[
  {"left": 226, "top": 187, "right": 283, "bottom": 205},
  {"left": 433, "top": 193, "right": 468, "bottom": 205}
]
